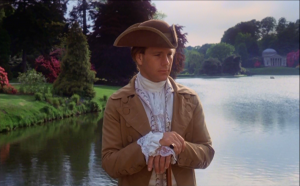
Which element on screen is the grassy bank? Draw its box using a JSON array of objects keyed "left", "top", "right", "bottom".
[
  {"left": 0, "top": 85, "right": 120, "bottom": 132},
  {"left": 246, "top": 67, "right": 299, "bottom": 75}
]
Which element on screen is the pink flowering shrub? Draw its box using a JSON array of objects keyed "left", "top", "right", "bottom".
[
  {"left": 35, "top": 56, "right": 61, "bottom": 83},
  {"left": 254, "top": 61, "right": 261, "bottom": 68},
  {"left": 35, "top": 49, "right": 64, "bottom": 83},
  {"left": 0, "top": 66, "right": 17, "bottom": 94},
  {"left": 287, "top": 50, "right": 299, "bottom": 67}
]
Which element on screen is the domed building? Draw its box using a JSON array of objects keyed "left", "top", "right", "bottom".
[{"left": 262, "top": 48, "right": 286, "bottom": 67}]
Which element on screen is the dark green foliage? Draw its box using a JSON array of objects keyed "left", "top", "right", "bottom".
[
  {"left": 34, "top": 92, "right": 43, "bottom": 101},
  {"left": 236, "top": 43, "right": 248, "bottom": 66},
  {"left": 89, "top": 0, "right": 156, "bottom": 85},
  {"left": 201, "top": 58, "right": 222, "bottom": 75},
  {"left": 45, "top": 93, "right": 52, "bottom": 103},
  {"left": 90, "top": 100, "right": 100, "bottom": 112},
  {"left": 185, "top": 50, "right": 204, "bottom": 74},
  {"left": 206, "top": 43, "right": 235, "bottom": 62},
  {"left": 52, "top": 98, "right": 60, "bottom": 108},
  {"left": 103, "top": 95, "right": 108, "bottom": 101},
  {"left": 68, "top": 102, "right": 76, "bottom": 111},
  {"left": 0, "top": 13, "right": 12, "bottom": 79},
  {"left": 17, "top": 69, "right": 47, "bottom": 94},
  {"left": 260, "top": 17, "right": 276, "bottom": 37},
  {"left": 53, "top": 22, "right": 96, "bottom": 98},
  {"left": 222, "top": 55, "right": 242, "bottom": 75},
  {"left": 71, "top": 94, "right": 80, "bottom": 105},
  {"left": 2, "top": 1, "right": 67, "bottom": 72}
]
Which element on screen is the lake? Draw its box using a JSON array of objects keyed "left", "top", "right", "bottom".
[{"left": 0, "top": 75, "right": 299, "bottom": 186}]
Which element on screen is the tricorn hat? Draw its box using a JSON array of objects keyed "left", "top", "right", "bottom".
[{"left": 114, "top": 19, "right": 178, "bottom": 48}]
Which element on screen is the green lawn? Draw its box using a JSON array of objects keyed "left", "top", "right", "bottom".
[
  {"left": 0, "top": 85, "right": 120, "bottom": 132},
  {"left": 246, "top": 67, "right": 299, "bottom": 75}
]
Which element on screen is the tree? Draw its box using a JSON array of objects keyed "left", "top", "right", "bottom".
[
  {"left": 2, "top": 0, "right": 67, "bottom": 72},
  {"left": 0, "top": 8, "right": 12, "bottom": 79},
  {"left": 236, "top": 43, "right": 248, "bottom": 66},
  {"left": 69, "top": 0, "right": 98, "bottom": 35},
  {"left": 89, "top": 0, "right": 156, "bottom": 85},
  {"left": 151, "top": 3, "right": 167, "bottom": 20},
  {"left": 206, "top": 43, "right": 235, "bottom": 62},
  {"left": 53, "top": 22, "right": 97, "bottom": 98},
  {"left": 35, "top": 49, "right": 64, "bottom": 83},
  {"left": 185, "top": 50, "right": 204, "bottom": 74},
  {"left": 196, "top": 43, "right": 213, "bottom": 59},
  {"left": 221, "top": 19, "right": 260, "bottom": 45},
  {"left": 276, "top": 17, "right": 287, "bottom": 33},
  {"left": 222, "top": 55, "right": 241, "bottom": 75},
  {"left": 201, "top": 58, "right": 222, "bottom": 75},
  {"left": 170, "top": 25, "right": 188, "bottom": 79},
  {"left": 260, "top": 16, "right": 276, "bottom": 37},
  {"left": 221, "top": 19, "right": 260, "bottom": 57}
]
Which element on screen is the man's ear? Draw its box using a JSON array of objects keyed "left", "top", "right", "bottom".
[{"left": 136, "top": 53, "right": 143, "bottom": 66}]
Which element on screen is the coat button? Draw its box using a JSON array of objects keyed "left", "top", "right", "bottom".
[
  {"left": 123, "top": 107, "right": 130, "bottom": 115},
  {"left": 127, "top": 135, "right": 133, "bottom": 143}
]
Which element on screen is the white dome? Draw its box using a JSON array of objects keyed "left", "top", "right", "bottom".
[{"left": 262, "top": 48, "right": 277, "bottom": 56}]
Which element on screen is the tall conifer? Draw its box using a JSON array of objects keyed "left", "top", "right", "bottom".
[{"left": 53, "top": 22, "right": 96, "bottom": 98}]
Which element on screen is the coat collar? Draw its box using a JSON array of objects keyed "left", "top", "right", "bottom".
[
  {"left": 110, "top": 75, "right": 196, "bottom": 99},
  {"left": 110, "top": 75, "right": 197, "bottom": 137}
]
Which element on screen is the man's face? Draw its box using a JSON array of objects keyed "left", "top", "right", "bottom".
[{"left": 136, "top": 47, "right": 175, "bottom": 82}]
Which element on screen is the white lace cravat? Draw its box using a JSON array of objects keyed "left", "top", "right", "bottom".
[{"left": 136, "top": 73, "right": 176, "bottom": 186}]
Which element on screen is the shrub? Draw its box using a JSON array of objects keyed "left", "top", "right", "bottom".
[
  {"left": 68, "top": 102, "right": 76, "bottom": 110},
  {"left": 35, "top": 92, "right": 44, "bottom": 101},
  {"left": 47, "top": 97, "right": 53, "bottom": 105},
  {"left": 45, "top": 93, "right": 52, "bottom": 102},
  {"left": 71, "top": 94, "right": 80, "bottom": 105},
  {"left": 40, "top": 105, "right": 53, "bottom": 115},
  {"left": 222, "top": 55, "right": 241, "bottom": 75},
  {"left": 17, "top": 69, "right": 47, "bottom": 94},
  {"left": 90, "top": 101, "right": 100, "bottom": 112},
  {"left": 103, "top": 95, "right": 108, "bottom": 101},
  {"left": 58, "top": 98, "right": 64, "bottom": 105},
  {"left": 52, "top": 98, "right": 60, "bottom": 108},
  {"left": 201, "top": 58, "right": 222, "bottom": 75},
  {"left": 0, "top": 66, "right": 17, "bottom": 94},
  {"left": 35, "top": 49, "right": 64, "bottom": 83},
  {"left": 19, "top": 86, "right": 26, "bottom": 94},
  {"left": 52, "top": 23, "right": 97, "bottom": 98}
]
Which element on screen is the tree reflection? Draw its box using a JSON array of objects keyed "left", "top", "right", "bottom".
[{"left": 0, "top": 113, "right": 110, "bottom": 186}]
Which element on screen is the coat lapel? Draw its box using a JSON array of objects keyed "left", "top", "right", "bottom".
[
  {"left": 120, "top": 94, "right": 152, "bottom": 136},
  {"left": 169, "top": 78, "right": 195, "bottom": 137}
]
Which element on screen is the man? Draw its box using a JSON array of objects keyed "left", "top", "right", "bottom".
[{"left": 102, "top": 19, "right": 214, "bottom": 186}]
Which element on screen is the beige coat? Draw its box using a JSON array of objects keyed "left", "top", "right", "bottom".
[{"left": 102, "top": 76, "right": 215, "bottom": 186}]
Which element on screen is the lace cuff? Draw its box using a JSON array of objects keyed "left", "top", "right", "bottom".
[
  {"left": 137, "top": 131, "right": 163, "bottom": 164},
  {"left": 157, "top": 146, "right": 177, "bottom": 164}
]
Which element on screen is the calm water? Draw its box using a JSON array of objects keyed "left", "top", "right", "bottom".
[{"left": 0, "top": 75, "right": 299, "bottom": 186}]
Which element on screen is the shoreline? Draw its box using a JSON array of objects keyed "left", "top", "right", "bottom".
[{"left": 0, "top": 85, "right": 120, "bottom": 133}]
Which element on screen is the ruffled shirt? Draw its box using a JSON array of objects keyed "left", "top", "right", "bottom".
[{"left": 136, "top": 73, "right": 177, "bottom": 186}]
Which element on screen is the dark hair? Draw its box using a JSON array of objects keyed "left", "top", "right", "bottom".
[{"left": 131, "top": 47, "right": 147, "bottom": 63}]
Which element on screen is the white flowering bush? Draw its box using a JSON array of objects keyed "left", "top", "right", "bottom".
[{"left": 17, "top": 69, "right": 47, "bottom": 94}]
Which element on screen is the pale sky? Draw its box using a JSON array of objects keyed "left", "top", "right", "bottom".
[
  {"left": 67, "top": 1, "right": 299, "bottom": 47},
  {"left": 154, "top": 1, "right": 300, "bottom": 46}
]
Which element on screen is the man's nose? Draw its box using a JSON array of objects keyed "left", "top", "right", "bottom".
[{"left": 161, "top": 55, "right": 170, "bottom": 66}]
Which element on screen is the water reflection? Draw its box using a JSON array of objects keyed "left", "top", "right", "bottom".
[
  {"left": 177, "top": 75, "right": 299, "bottom": 186},
  {"left": 0, "top": 113, "right": 117, "bottom": 186},
  {"left": 0, "top": 76, "right": 299, "bottom": 186}
]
